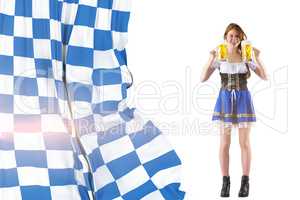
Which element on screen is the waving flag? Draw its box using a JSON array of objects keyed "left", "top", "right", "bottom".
[{"left": 0, "top": 0, "right": 185, "bottom": 199}]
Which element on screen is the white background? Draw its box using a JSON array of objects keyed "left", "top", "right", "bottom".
[{"left": 127, "top": 0, "right": 299, "bottom": 199}]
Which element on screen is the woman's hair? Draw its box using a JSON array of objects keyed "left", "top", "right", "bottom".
[
  {"left": 223, "top": 23, "right": 247, "bottom": 43},
  {"left": 223, "top": 23, "right": 251, "bottom": 78}
]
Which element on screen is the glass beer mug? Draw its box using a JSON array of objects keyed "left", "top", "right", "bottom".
[
  {"left": 217, "top": 42, "right": 228, "bottom": 61},
  {"left": 242, "top": 40, "right": 253, "bottom": 62}
]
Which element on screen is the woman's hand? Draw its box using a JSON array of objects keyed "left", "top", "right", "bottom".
[
  {"left": 251, "top": 47, "right": 268, "bottom": 80},
  {"left": 209, "top": 48, "right": 217, "bottom": 59},
  {"left": 252, "top": 47, "right": 260, "bottom": 58},
  {"left": 201, "top": 48, "right": 218, "bottom": 82}
]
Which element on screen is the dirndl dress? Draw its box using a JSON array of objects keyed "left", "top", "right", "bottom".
[
  {"left": 211, "top": 61, "right": 256, "bottom": 128},
  {"left": 0, "top": 1, "right": 185, "bottom": 199}
]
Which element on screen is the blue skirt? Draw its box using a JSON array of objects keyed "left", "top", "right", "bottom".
[{"left": 212, "top": 89, "right": 256, "bottom": 126}]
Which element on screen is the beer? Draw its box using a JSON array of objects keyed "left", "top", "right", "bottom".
[
  {"left": 242, "top": 40, "right": 253, "bottom": 62},
  {"left": 218, "top": 43, "right": 228, "bottom": 61}
]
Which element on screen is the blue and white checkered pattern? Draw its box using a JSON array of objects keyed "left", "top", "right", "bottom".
[
  {"left": 0, "top": 0, "right": 185, "bottom": 199},
  {"left": 79, "top": 106, "right": 185, "bottom": 200}
]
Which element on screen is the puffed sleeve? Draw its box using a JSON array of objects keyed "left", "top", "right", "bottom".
[
  {"left": 247, "top": 60, "right": 257, "bottom": 71},
  {"left": 212, "top": 59, "right": 221, "bottom": 69}
]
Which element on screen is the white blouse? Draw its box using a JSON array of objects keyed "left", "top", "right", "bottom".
[{"left": 212, "top": 60, "right": 256, "bottom": 74}]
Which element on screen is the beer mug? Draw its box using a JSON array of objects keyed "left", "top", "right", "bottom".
[
  {"left": 217, "top": 42, "right": 228, "bottom": 61},
  {"left": 241, "top": 40, "right": 253, "bottom": 62}
]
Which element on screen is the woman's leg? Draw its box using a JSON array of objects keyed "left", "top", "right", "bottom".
[
  {"left": 238, "top": 127, "right": 252, "bottom": 176},
  {"left": 238, "top": 127, "right": 251, "bottom": 197},
  {"left": 219, "top": 127, "right": 232, "bottom": 176}
]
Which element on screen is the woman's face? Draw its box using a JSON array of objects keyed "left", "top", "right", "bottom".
[{"left": 225, "top": 29, "right": 241, "bottom": 48}]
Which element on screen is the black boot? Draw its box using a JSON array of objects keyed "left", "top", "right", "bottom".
[
  {"left": 221, "top": 176, "right": 230, "bottom": 197},
  {"left": 238, "top": 175, "right": 249, "bottom": 197}
]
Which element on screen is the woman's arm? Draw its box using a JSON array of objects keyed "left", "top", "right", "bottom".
[
  {"left": 200, "top": 49, "right": 217, "bottom": 82},
  {"left": 252, "top": 47, "right": 268, "bottom": 80}
]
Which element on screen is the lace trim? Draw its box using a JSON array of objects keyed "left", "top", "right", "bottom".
[{"left": 212, "top": 120, "right": 255, "bottom": 128}]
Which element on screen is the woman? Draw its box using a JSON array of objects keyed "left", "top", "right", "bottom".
[{"left": 201, "top": 23, "right": 267, "bottom": 197}]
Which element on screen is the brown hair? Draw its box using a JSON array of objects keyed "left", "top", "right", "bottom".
[{"left": 223, "top": 23, "right": 251, "bottom": 78}]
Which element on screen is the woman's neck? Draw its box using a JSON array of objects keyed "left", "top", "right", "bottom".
[{"left": 227, "top": 46, "right": 239, "bottom": 54}]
